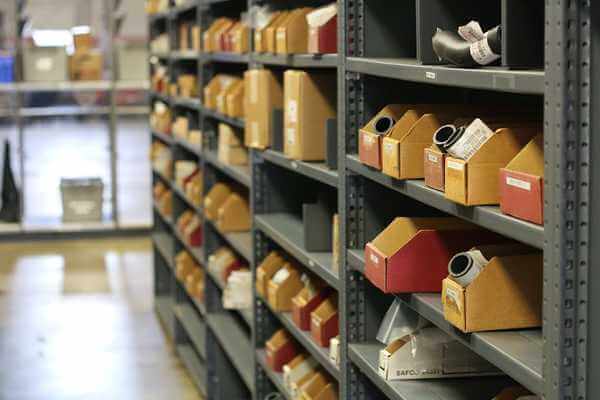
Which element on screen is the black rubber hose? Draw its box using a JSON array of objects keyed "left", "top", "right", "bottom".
[
  {"left": 433, "top": 124, "right": 465, "bottom": 153},
  {"left": 432, "top": 25, "right": 501, "bottom": 67},
  {"left": 373, "top": 116, "right": 395, "bottom": 135}
]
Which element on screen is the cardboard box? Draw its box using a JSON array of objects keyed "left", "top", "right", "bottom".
[
  {"left": 276, "top": 8, "right": 313, "bottom": 54},
  {"left": 266, "top": 12, "right": 292, "bottom": 53},
  {"left": 185, "top": 269, "right": 203, "bottom": 296},
  {"left": 359, "top": 105, "right": 413, "bottom": 169},
  {"left": 177, "top": 74, "right": 198, "bottom": 98},
  {"left": 381, "top": 110, "right": 453, "bottom": 179},
  {"left": 217, "top": 193, "right": 251, "bottom": 232},
  {"left": 267, "top": 263, "right": 304, "bottom": 311},
  {"left": 292, "top": 279, "right": 329, "bottom": 330},
  {"left": 445, "top": 124, "right": 538, "bottom": 206},
  {"left": 244, "top": 69, "right": 283, "bottom": 149},
  {"left": 299, "top": 372, "right": 336, "bottom": 400},
  {"left": 254, "top": 11, "right": 283, "bottom": 53},
  {"left": 256, "top": 251, "right": 285, "bottom": 298},
  {"left": 266, "top": 329, "right": 298, "bottom": 372},
  {"left": 230, "top": 23, "right": 249, "bottom": 53},
  {"left": 442, "top": 247, "right": 542, "bottom": 332},
  {"left": 365, "top": 217, "right": 502, "bottom": 293},
  {"left": 424, "top": 146, "right": 446, "bottom": 191},
  {"left": 218, "top": 123, "right": 248, "bottom": 165},
  {"left": 284, "top": 70, "right": 336, "bottom": 161},
  {"left": 217, "top": 80, "right": 243, "bottom": 116},
  {"left": 307, "top": 4, "right": 338, "bottom": 54},
  {"left": 204, "top": 74, "right": 237, "bottom": 110},
  {"left": 499, "top": 134, "right": 544, "bottom": 225},
  {"left": 226, "top": 80, "right": 244, "bottom": 118},
  {"left": 203, "top": 18, "right": 232, "bottom": 52},
  {"left": 172, "top": 116, "right": 189, "bottom": 140},
  {"left": 179, "top": 23, "right": 190, "bottom": 50},
  {"left": 284, "top": 355, "right": 319, "bottom": 397},
  {"left": 175, "top": 251, "right": 196, "bottom": 281},
  {"left": 70, "top": 50, "right": 103, "bottom": 81},
  {"left": 183, "top": 215, "right": 202, "bottom": 246},
  {"left": 310, "top": 293, "right": 338, "bottom": 347},
  {"left": 192, "top": 26, "right": 201, "bottom": 51},
  {"left": 203, "top": 183, "right": 232, "bottom": 220},
  {"left": 72, "top": 31, "right": 93, "bottom": 52},
  {"left": 213, "top": 19, "right": 235, "bottom": 52},
  {"left": 492, "top": 387, "right": 533, "bottom": 400},
  {"left": 378, "top": 327, "right": 498, "bottom": 380}
]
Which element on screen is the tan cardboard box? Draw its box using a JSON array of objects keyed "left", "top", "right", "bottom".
[
  {"left": 217, "top": 79, "right": 242, "bottom": 115},
  {"left": 203, "top": 183, "right": 232, "bottom": 220},
  {"left": 212, "top": 19, "right": 235, "bottom": 51},
  {"left": 254, "top": 11, "right": 283, "bottom": 53},
  {"left": 230, "top": 23, "right": 249, "bottom": 53},
  {"left": 217, "top": 193, "right": 251, "bottom": 232},
  {"left": 177, "top": 74, "right": 198, "bottom": 98},
  {"left": 275, "top": 8, "right": 313, "bottom": 54},
  {"left": 218, "top": 123, "right": 242, "bottom": 146},
  {"left": 73, "top": 32, "right": 93, "bottom": 52},
  {"left": 310, "top": 293, "right": 338, "bottom": 347},
  {"left": 172, "top": 116, "right": 189, "bottom": 140},
  {"left": 226, "top": 80, "right": 245, "bottom": 118},
  {"left": 244, "top": 69, "right": 284, "bottom": 149},
  {"left": 192, "top": 26, "right": 201, "bottom": 51},
  {"left": 204, "top": 74, "right": 236, "bottom": 110},
  {"left": 218, "top": 145, "right": 248, "bottom": 165},
  {"left": 299, "top": 372, "right": 336, "bottom": 400},
  {"left": 203, "top": 18, "right": 232, "bottom": 52},
  {"left": 267, "top": 263, "right": 304, "bottom": 311},
  {"left": 70, "top": 50, "right": 103, "bottom": 81},
  {"left": 442, "top": 245, "right": 543, "bottom": 332},
  {"left": 424, "top": 146, "right": 445, "bottom": 191},
  {"left": 179, "top": 23, "right": 190, "bottom": 50},
  {"left": 283, "top": 70, "right": 336, "bottom": 161},
  {"left": 266, "top": 12, "right": 292, "bottom": 53},
  {"left": 444, "top": 124, "right": 538, "bottom": 206},
  {"left": 256, "top": 251, "right": 285, "bottom": 298}
]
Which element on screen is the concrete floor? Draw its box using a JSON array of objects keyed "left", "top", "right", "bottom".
[{"left": 0, "top": 237, "right": 202, "bottom": 400}]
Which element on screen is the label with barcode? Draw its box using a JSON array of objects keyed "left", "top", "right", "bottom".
[{"left": 469, "top": 37, "right": 500, "bottom": 66}]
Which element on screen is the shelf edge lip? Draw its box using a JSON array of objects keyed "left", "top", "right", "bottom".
[
  {"left": 346, "top": 155, "right": 544, "bottom": 249},
  {"left": 174, "top": 303, "right": 207, "bottom": 360},
  {"left": 207, "top": 219, "right": 253, "bottom": 262},
  {"left": 252, "top": 53, "right": 338, "bottom": 68},
  {"left": 254, "top": 214, "right": 340, "bottom": 290},
  {"left": 175, "top": 344, "right": 207, "bottom": 397},
  {"left": 260, "top": 149, "right": 339, "bottom": 188},
  {"left": 346, "top": 57, "right": 545, "bottom": 95},
  {"left": 204, "top": 150, "right": 251, "bottom": 187}
]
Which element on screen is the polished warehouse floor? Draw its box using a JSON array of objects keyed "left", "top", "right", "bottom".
[{"left": 0, "top": 237, "right": 202, "bottom": 400}]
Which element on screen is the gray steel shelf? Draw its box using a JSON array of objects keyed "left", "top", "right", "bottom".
[
  {"left": 348, "top": 343, "right": 510, "bottom": 400},
  {"left": 259, "top": 295, "right": 340, "bottom": 380},
  {"left": 192, "top": 296, "right": 207, "bottom": 317},
  {"left": 346, "top": 155, "right": 544, "bottom": 249},
  {"left": 254, "top": 213, "right": 339, "bottom": 289},
  {"left": 346, "top": 57, "right": 545, "bottom": 95},
  {"left": 173, "top": 137, "right": 202, "bottom": 156},
  {"left": 171, "top": 96, "right": 201, "bottom": 110},
  {"left": 152, "top": 130, "right": 174, "bottom": 145},
  {"left": 152, "top": 233, "right": 174, "bottom": 268},
  {"left": 148, "top": 10, "right": 170, "bottom": 22},
  {"left": 207, "top": 219, "right": 252, "bottom": 262},
  {"left": 252, "top": 53, "right": 338, "bottom": 68},
  {"left": 347, "top": 251, "right": 543, "bottom": 395},
  {"left": 256, "top": 349, "right": 294, "bottom": 400},
  {"left": 206, "top": 313, "right": 254, "bottom": 392},
  {"left": 155, "top": 296, "right": 175, "bottom": 338},
  {"left": 203, "top": 52, "right": 249, "bottom": 64},
  {"left": 202, "top": 107, "right": 245, "bottom": 128},
  {"left": 149, "top": 90, "right": 170, "bottom": 103},
  {"left": 176, "top": 344, "right": 207, "bottom": 397},
  {"left": 174, "top": 303, "right": 207, "bottom": 359},
  {"left": 347, "top": 249, "right": 364, "bottom": 273},
  {"left": 260, "top": 149, "right": 338, "bottom": 188},
  {"left": 170, "top": 1, "right": 198, "bottom": 15},
  {"left": 172, "top": 184, "right": 202, "bottom": 214},
  {"left": 171, "top": 50, "right": 200, "bottom": 61},
  {"left": 152, "top": 168, "right": 172, "bottom": 186},
  {"left": 204, "top": 150, "right": 251, "bottom": 187}
]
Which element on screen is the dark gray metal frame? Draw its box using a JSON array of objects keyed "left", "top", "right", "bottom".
[{"left": 151, "top": 0, "right": 598, "bottom": 399}]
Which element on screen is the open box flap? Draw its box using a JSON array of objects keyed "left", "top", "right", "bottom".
[{"left": 505, "top": 133, "right": 544, "bottom": 176}]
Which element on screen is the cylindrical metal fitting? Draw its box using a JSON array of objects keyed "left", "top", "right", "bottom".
[
  {"left": 373, "top": 116, "right": 396, "bottom": 135},
  {"left": 448, "top": 251, "right": 487, "bottom": 287}
]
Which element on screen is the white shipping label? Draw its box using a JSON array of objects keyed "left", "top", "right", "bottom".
[
  {"left": 447, "top": 118, "right": 495, "bottom": 160},
  {"left": 383, "top": 141, "right": 394, "bottom": 153},
  {"left": 272, "top": 268, "right": 290, "bottom": 284},
  {"left": 458, "top": 20, "right": 485, "bottom": 43},
  {"left": 369, "top": 252, "right": 380, "bottom": 265},
  {"left": 287, "top": 100, "right": 298, "bottom": 123},
  {"left": 447, "top": 160, "right": 464, "bottom": 171},
  {"left": 427, "top": 153, "right": 439, "bottom": 163},
  {"left": 469, "top": 37, "right": 500, "bottom": 66},
  {"left": 506, "top": 176, "right": 532, "bottom": 191}
]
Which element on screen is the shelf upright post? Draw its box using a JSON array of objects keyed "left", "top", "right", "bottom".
[
  {"left": 15, "top": 0, "right": 24, "bottom": 229},
  {"left": 544, "top": 1, "right": 598, "bottom": 400},
  {"left": 107, "top": 0, "right": 119, "bottom": 227}
]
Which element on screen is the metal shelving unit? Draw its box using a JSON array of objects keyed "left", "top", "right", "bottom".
[{"left": 152, "top": 1, "right": 598, "bottom": 400}]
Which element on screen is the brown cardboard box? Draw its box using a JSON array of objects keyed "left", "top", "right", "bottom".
[
  {"left": 266, "top": 329, "right": 298, "bottom": 372},
  {"left": 310, "top": 293, "right": 338, "bottom": 347},
  {"left": 213, "top": 19, "right": 235, "bottom": 51},
  {"left": 358, "top": 105, "right": 414, "bottom": 170},
  {"left": 244, "top": 69, "right": 284, "bottom": 149},
  {"left": 217, "top": 193, "right": 251, "bottom": 232},
  {"left": 286, "top": 359, "right": 319, "bottom": 397},
  {"left": 203, "top": 18, "right": 232, "bottom": 52},
  {"left": 172, "top": 116, "right": 189, "bottom": 140},
  {"left": 218, "top": 124, "right": 248, "bottom": 165},
  {"left": 177, "top": 74, "right": 198, "bottom": 98},
  {"left": 254, "top": 11, "right": 283, "bottom": 53},
  {"left": 299, "top": 372, "right": 336, "bottom": 400},
  {"left": 283, "top": 70, "right": 336, "bottom": 161},
  {"left": 256, "top": 251, "right": 285, "bottom": 298},
  {"left": 72, "top": 31, "right": 93, "bottom": 52},
  {"left": 217, "top": 79, "right": 242, "bottom": 114},
  {"left": 499, "top": 134, "right": 544, "bottom": 225},
  {"left": 204, "top": 74, "right": 237, "bottom": 109},
  {"left": 424, "top": 146, "right": 446, "bottom": 191},
  {"left": 225, "top": 80, "right": 245, "bottom": 118},
  {"left": 230, "top": 23, "right": 249, "bottom": 53},
  {"left": 445, "top": 125, "right": 538, "bottom": 206},
  {"left": 267, "top": 263, "right": 304, "bottom": 311},
  {"left": 203, "top": 183, "right": 232, "bottom": 220},
  {"left": 192, "top": 26, "right": 201, "bottom": 51},
  {"left": 381, "top": 110, "right": 455, "bottom": 179},
  {"left": 175, "top": 251, "right": 196, "bottom": 281},
  {"left": 266, "top": 12, "right": 292, "bottom": 53},
  {"left": 442, "top": 245, "right": 543, "bottom": 332},
  {"left": 169, "top": 83, "right": 179, "bottom": 97},
  {"left": 492, "top": 387, "right": 533, "bottom": 400},
  {"left": 70, "top": 50, "right": 103, "bottom": 81},
  {"left": 307, "top": 4, "right": 338, "bottom": 54},
  {"left": 179, "top": 23, "right": 190, "bottom": 50},
  {"left": 275, "top": 8, "right": 313, "bottom": 54}
]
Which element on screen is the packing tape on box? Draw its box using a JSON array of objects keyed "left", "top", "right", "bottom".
[{"left": 448, "top": 250, "right": 488, "bottom": 287}]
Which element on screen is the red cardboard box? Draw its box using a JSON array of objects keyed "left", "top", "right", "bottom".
[
  {"left": 310, "top": 294, "right": 338, "bottom": 347},
  {"left": 266, "top": 329, "right": 298, "bottom": 372},
  {"left": 307, "top": 4, "right": 337, "bottom": 54},
  {"left": 365, "top": 217, "right": 501, "bottom": 293},
  {"left": 292, "top": 281, "right": 329, "bottom": 331},
  {"left": 499, "top": 134, "right": 544, "bottom": 225}
]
